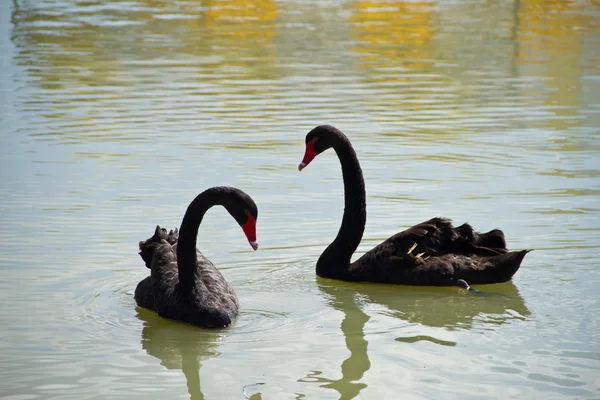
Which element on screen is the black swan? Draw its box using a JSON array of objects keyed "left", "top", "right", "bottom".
[
  {"left": 297, "top": 125, "right": 530, "bottom": 287},
  {"left": 135, "top": 186, "right": 259, "bottom": 328}
]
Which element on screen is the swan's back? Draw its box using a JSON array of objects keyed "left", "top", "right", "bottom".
[
  {"left": 348, "top": 217, "right": 528, "bottom": 285},
  {"left": 189, "top": 255, "right": 239, "bottom": 326},
  {"left": 151, "top": 243, "right": 238, "bottom": 328}
]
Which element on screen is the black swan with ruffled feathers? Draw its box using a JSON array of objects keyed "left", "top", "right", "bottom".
[
  {"left": 135, "top": 186, "right": 259, "bottom": 328},
  {"left": 298, "top": 125, "right": 530, "bottom": 287}
]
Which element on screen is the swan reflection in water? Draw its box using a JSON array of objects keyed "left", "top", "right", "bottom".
[
  {"left": 299, "top": 279, "right": 530, "bottom": 399},
  {"left": 136, "top": 308, "right": 223, "bottom": 400},
  {"left": 137, "top": 279, "right": 529, "bottom": 400},
  {"left": 366, "top": 280, "right": 532, "bottom": 330},
  {"left": 298, "top": 280, "right": 371, "bottom": 400}
]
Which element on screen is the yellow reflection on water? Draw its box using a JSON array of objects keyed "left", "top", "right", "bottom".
[
  {"left": 11, "top": 0, "right": 279, "bottom": 81},
  {"left": 205, "top": 0, "right": 278, "bottom": 23},
  {"left": 202, "top": 0, "right": 279, "bottom": 81},
  {"left": 517, "top": 0, "right": 595, "bottom": 133},
  {"left": 350, "top": 0, "right": 435, "bottom": 71},
  {"left": 10, "top": 0, "right": 280, "bottom": 139},
  {"left": 348, "top": 1, "right": 441, "bottom": 126}
]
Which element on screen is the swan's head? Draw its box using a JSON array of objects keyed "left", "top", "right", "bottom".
[
  {"left": 138, "top": 225, "right": 178, "bottom": 268},
  {"left": 298, "top": 125, "right": 340, "bottom": 171},
  {"left": 224, "top": 188, "right": 259, "bottom": 251}
]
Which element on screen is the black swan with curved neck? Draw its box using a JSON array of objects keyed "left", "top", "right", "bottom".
[
  {"left": 135, "top": 186, "right": 259, "bottom": 328},
  {"left": 298, "top": 125, "right": 530, "bottom": 287}
]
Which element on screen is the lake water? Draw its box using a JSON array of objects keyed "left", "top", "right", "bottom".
[{"left": 1, "top": 0, "right": 599, "bottom": 399}]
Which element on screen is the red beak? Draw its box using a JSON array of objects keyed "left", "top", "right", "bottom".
[
  {"left": 242, "top": 214, "right": 259, "bottom": 251},
  {"left": 298, "top": 138, "right": 317, "bottom": 171}
]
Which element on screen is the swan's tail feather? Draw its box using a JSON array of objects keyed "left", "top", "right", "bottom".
[
  {"left": 450, "top": 224, "right": 507, "bottom": 255},
  {"left": 456, "top": 249, "right": 531, "bottom": 284},
  {"left": 139, "top": 225, "right": 173, "bottom": 268},
  {"left": 167, "top": 228, "right": 179, "bottom": 245},
  {"left": 477, "top": 228, "right": 507, "bottom": 251}
]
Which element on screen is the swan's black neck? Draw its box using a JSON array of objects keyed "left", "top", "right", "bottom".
[
  {"left": 317, "top": 132, "right": 367, "bottom": 278},
  {"left": 176, "top": 188, "right": 227, "bottom": 288}
]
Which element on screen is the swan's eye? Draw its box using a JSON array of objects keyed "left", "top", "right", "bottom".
[{"left": 244, "top": 209, "right": 250, "bottom": 216}]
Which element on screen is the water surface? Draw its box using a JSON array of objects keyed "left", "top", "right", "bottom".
[{"left": 1, "top": 0, "right": 599, "bottom": 399}]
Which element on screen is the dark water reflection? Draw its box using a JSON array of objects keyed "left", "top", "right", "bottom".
[
  {"left": 2, "top": 0, "right": 600, "bottom": 399},
  {"left": 138, "top": 309, "right": 219, "bottom": 400}
]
